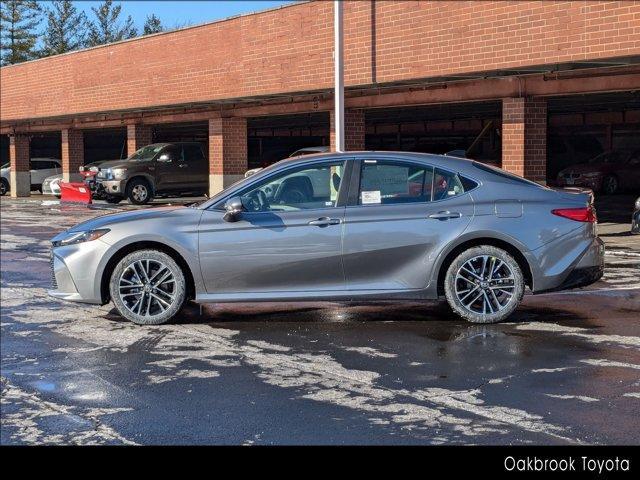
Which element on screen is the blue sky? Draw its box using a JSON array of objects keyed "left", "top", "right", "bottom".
[{"left": 60, "top": 1, "right": 295, "bottom": 32}]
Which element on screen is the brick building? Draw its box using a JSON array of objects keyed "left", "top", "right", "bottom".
[{"left": 1, "top": 0, "right": 639, "bottom": 197}]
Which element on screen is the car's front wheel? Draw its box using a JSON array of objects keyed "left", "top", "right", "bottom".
[
  {"left": 444, "top": 246, "right": 525, "bottom": 323},
  {"left": 126, "top": 178, "right": 153, "bottom": 205},
  {"left": 0, "top": 178, "right": 8, "bottom": 196},
  {"left": 109, "top": 250, "right": 186, "bottom": 325}
]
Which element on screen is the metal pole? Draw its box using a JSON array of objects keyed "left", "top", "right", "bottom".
[{"left": 334, "top": 0, "right": 344, "bottom": 152}]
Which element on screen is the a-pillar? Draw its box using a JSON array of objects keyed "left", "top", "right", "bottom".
[
  {"left": 330, "top": 109, "right": 365, "bottom": 152},
  {"left": 208, "top": 117, "right": 248, "bottom": 195},
  {"left": 501, "top": 97, "right": 547, "bottom": 183},
  {"left": 127, "top": 124, "right": 153, "bottom": 156},
  {"left": 9, "top": 134, "right": 31, "bottom": 197},
  {"left": 61, "top": 129, "right": 84, "bottom": 181}
]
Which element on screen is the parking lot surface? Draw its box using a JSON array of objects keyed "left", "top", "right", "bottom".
[{"left": 1, "top": 197, "right": 639, "bottom": 445}]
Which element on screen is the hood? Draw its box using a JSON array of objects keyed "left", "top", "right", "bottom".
[
  {"left": 558, "top": 163, "right": 607, "bottom": 175},
  {"left": 95, "top": 159, "right": 137, "bottom": 170},
  {"left": 65, "top": 206, "right": 186, "bottom": 233}
]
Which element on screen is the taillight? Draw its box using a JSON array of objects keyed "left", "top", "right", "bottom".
[{"left": 552, "top": 206, "right": 597, "bottom": 223}]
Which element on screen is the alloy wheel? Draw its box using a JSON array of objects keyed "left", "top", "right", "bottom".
[
  {"left": 118, "top": 259, "right": 176, "bottom": 318},
  {"left": 131, "top": 184, "right": 148, "bottom": 202},
  {"left": 454, "top": 255, "right": 515, "bottom": 315}
]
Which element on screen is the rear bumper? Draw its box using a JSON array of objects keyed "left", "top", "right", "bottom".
[{"left": 530, "top": 233, "right": 605, "bottom": 294}]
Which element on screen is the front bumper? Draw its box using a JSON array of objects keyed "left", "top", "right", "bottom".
[
  {"left": 98, "top": 179, "right": 125, "bottom": 197},
  {"left": 47, "top": 239, "right": 111, "bottom": 304}
]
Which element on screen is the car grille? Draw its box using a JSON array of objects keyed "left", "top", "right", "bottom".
[{"left": 50, "top": 252, "right": 57, "bottom": 289}]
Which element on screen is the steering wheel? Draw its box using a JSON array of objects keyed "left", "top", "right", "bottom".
[{"left": 245, "top": 189, "right": 269, "bottom": 212}]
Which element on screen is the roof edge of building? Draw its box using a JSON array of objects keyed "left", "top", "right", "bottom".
[{"left": 0, "top": 0, "right": 307, "bottom": 71}]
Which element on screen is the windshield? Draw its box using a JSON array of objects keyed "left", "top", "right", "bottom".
[{"left": 129, "top": 144, "right": 165, "bottom": 161}]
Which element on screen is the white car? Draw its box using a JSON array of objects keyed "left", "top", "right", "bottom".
[
  {"left": 244, "top": 146, "right": 330, "bottom": 178},
  {"left": 0, "top": 158, "right": 62, "bottom": 196}
]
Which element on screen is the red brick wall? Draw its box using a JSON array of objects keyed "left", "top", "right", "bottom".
[
  {"left": 2, "top": 1, "right": 639, "bottom": 122},
  {"left": 9, "top": 134, "right": 30, "bottom": 172},
  {"left": 209, "top": 117, "right": 248, "bottom": 175},
  {"left": 127, "top": 124, "right": 152, "bottom": 156},
  {"left": 330, "top": 109, "right": 365, "bottom": 151},
  {"left": 61, "top": 129, "right": 84, "bottom": 174},
  {"left": 502, "top": 97, "right": 547, "bottom": 182}
]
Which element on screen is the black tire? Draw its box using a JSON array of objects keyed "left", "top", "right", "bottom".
[
  {"left": 109, "top": 249, "right": 186, "bottom": 325},
  {"left": 0, "top": 178, "right": 8, "bottom": 196},
  {"left": 105, "top": 196, "right": 122, "bottom": 204},
  {"left": 126, "top": 178, "right": 153, "bottom": 205},
  {"left": 444, "top": 245, "right": 525, "bottom": 324},
  {"left": 601, "top": 175, "right": 618, "bottom": 195}
]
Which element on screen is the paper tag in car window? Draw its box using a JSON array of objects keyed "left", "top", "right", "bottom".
[{"left": 361, "top": 190, "right": 381, "bottom": 204}]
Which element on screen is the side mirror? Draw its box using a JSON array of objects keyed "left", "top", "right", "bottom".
[
  {"left": 157, "top": 153, "right": 172, "bottom": 163},
  {"left": 223, "top": 196, "right": 244, "bottom": 222}
]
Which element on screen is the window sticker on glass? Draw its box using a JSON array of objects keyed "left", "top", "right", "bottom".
[{"left": 361, "top": 190, "right": 381, "bottom": 204}]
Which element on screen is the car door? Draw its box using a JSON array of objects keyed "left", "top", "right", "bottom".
[
  {"left": 30, "top": 160, "right": 59, "bottom": 185},
  {"left": 198, "top": 159, "right": 350, "bottom": 296},
  {"left": 342, "top": 158, "right": 475, "bottom": 292},
  {"left": 155, "top": 145, "right": 183, "bottom": 192},
  {"left": 181, "top": 143, "right": 208, "bottom": 192}
]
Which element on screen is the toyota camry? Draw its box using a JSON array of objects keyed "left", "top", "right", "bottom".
[{"left": 49, "top": 152, "right": 604, "bottom": 325}]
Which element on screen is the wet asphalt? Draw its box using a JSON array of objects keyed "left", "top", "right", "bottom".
[{"left": 1, "top": 198, "right": 639, "bottom": 445}]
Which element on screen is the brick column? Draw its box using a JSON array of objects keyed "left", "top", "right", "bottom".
[
  {"left": 127, "top": 124, "right": 153, "bottom": 156},
  {"left": 9, "top": 134, "right": 31, "bottom": 197},
  {"left": 208, "top": 117, "right": 247, "bottom": 195},
  {"left": 502, "top": 97, "right": 547, "bottom": 183},
  {"left": 61, "top": 129, "right": 84, "bottom": 181},
  {"left": 330, "top": 109, "right": 365, "bottom": 152}
]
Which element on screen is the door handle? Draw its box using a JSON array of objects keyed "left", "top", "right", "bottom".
[
  {"left": 308, "top": 217, "right": 341, "bottom": 227},
  {"left": 428, "top": 211, "right": 462, "bottom": 220},
  {"left": 178, "top": 164, "right": 188, "bottom": 168}
]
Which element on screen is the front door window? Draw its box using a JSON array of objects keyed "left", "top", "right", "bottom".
[{"left": 238, "top": 162, "right": 345, "bottom": 212}]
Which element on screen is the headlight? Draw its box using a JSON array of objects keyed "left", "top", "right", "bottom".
[
  {"left": 52, "top": 229, "right": 110, "bottom": 247},
  {"left": 635, "top": 198, "right": 640, "bottom": 210},
  {"left": 112, "top": 168, "right": 127, "bottom": 179}
]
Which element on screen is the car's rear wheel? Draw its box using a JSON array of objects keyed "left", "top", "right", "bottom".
[
  {"left": 126, "top": 178, "right": 153, "bottom": 205},
  {"left": 0, "top": 178, "right": 8, "bottom": 196},
  {"left": 444, "top": 246, "right": 525, "bottom": 323},
  {"left": 109, "top": 250, "right": 186, "bottom": 325},
  {"left": 602, "top": 175, "right": 618, "bottom": 195}
]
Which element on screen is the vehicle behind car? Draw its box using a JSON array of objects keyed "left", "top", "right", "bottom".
[
  {"left": 96, "top": 142, "right": 208, "bottom": 204},
  {"left": 556, "top": 149, "right": 640, "bottom": 194},
  {"left": 1, "top": 158, "right": 61, "bottom": 196}
]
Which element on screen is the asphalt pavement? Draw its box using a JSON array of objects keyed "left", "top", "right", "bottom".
[{"left": 1, "top": 196, "right": 638, "bottom": 445}]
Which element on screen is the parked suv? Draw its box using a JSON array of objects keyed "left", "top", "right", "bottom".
[{"left": 96, "top": 142, "right": 208, "bottom": 204}]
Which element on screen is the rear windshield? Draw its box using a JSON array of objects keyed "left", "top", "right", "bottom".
[{"left": 472, "top": 162, "right": 547, "bottom": 189}]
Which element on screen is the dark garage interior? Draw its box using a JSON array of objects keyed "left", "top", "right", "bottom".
[
  {"left": 29, "top": 132, "right": 61, "bottom": 160},
  {"left": 83, "top": 127, "right": 127, "bottom": 164},
  {"left": 365, "top": 101, "right": 502, "bottom": 165},
  {"left": 248, "top": 112, "right": 329, "bottom": 169}
]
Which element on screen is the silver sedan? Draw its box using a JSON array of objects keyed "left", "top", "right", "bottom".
[{"left": 49, "top": 152, "right": 604, "bottom": 325}]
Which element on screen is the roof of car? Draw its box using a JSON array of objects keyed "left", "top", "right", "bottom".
[{"left": 277, "top": 150, "right": 476, "bottom": 171}]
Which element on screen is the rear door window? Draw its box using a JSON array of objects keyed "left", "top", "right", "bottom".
[
  {"left": 358, "top": 160, "right": 434, "bottom": 205},
  {"left": 183, "top": 144, "right": 205, "bottom": 162}
]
